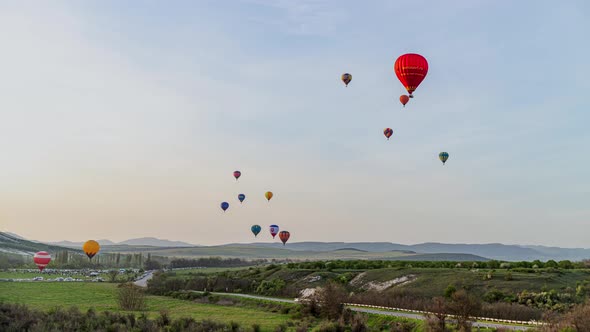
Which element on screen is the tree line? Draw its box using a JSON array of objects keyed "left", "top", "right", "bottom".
[{"left": 286, "top": 259, "right": 590, "bottom": 270}]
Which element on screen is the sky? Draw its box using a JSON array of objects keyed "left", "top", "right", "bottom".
[{"left": 0, "top": 1, "right": 589, "bottom": 247}]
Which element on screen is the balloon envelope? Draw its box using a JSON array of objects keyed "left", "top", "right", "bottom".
[
  {"left": 33, "top": 251, "right": 51, "bottom": 271},
  {"left": 251, "top": 225, "right": 261, "bottom": 237},
  {"left": 221, "top": 202, "right": 229, "bottom": 212},
  {"left": 279, "top": 231, "right": 290, "bottom": 245},
  {"left": 233, "top": 171, "right": 241, "bottom": 180},
  {"left": 265, "top": 191, "right": 273, "bottom": 201},
  {"left": 341, "top": 73, "right": 352, "bottom": 86},
  {"left": 269, "top": 224, "right": 279, "bottom": 238},
  {"left": 394, "top": 54, "right": 428, "bottom": 97},
  {"left": 83, "top": 240, "right": 100, "bottom": 259},
  {"left": 439, "top": 152, "right": 449, "bottom": 164},
  {"left": 238, "top": 194, "right": 246, "bottom": 203},
  {"left": 400, "top": 95, "right": 410, "bottom": 106},
  {"left": 383, "top": 128, "right": 393, "bottom": 140}
]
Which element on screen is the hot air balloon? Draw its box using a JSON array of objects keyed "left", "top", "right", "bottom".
[
  {"left": 33, "top": 251, "right": 51, "bottom": 272},
  {"left": 279, "top": 231, "right": 290, "bottom": 246},
  {"left": 238, "top": 194, "right": 246, "bottom": 204},
  {"left": 439, "top": 152, "right": 449, "bottom": 165},
  {"left": 265, "top": 191, "right": 273, "bottom": 202},
  {"left": 341, "top": 73, "right": 352, "bottom": 87},
  {"left": 269, "top": 224, "right": 279, "bottom": 238},
  {"left": 384, "top": 128, "right": 393, "bottom": 140},
  {"left": 221, "top": 202, "right": 229, "bottom": 212},
  {"left": 394, "top": 53, "right": 428, "bottom": 98},
  {"left": 233, "top": 171, "right": 241, "bottom": 181},
  {"left": 399, "top": 95, "right": 410, "bottom": 107},
  {"left": 83, "top": 240, "right": 100, "bottom": 260},
  {"left": 251, "top": 225, "right": 261, "bottom": 237}
]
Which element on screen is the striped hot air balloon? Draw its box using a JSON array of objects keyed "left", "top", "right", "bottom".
[
  {"left": 33, "top": 251, "right": 51, "bottom": 272},
  {"left": 279, "top": 231, "right": 290, "bottom": 246},
  {"left": 384, "top": 128, "right": 393, "bottom": 140}
]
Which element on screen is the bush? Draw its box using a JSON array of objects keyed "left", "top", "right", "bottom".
[
  {"left": 117, "top": 283, "right": 146, "bottom": 311},
  {"left": 0, "top": 302, "right": 250, "bottom": 331},
  {"left": 350, "top": 313, "right": 367, "bottom": 332},
  {"left": 316, "top": 281, "right": 349, "bottom": 320},
  {"left": 316, "top": 321, "right": 345, "bottom": 332}
]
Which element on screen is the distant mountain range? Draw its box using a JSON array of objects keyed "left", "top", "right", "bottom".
[
  {"left": 2, "top": 231, "right": 590, "bottom": 261},
  {"left": 49, "top": 237, "right": 196, "bottom": 248},
  {"left": 231, "top": 242, "right": 590, "bottom": 261}
]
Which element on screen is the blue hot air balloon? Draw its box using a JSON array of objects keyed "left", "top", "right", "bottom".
[
  {"left": 221, "top": 202, "right": 229, "bottom": 212},
  {"left": 238, "top": 194, "right": 246, "bottom": 203},
  {"left": 439, "top": 152, "right": 449, "bottom": 165},
  {"left": 251, "top": 225, "right": 261, "bottom": 237}
]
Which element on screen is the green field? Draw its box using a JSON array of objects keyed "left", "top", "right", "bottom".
[
  {"left": 101, "top": 245, "right": 415, "bottom": 260},
  {"left": 0, "top": 282, "right": 292, "bottom": 331}
]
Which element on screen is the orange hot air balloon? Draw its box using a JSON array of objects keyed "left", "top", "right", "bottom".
[
  {"left": 383, "top": 128, "right": 393, "bottom": 140},
  {"left": 394, "top": 53, "right": 428, "bottom": 98},
  {"left": 278, "top": 231, "right": 290, "bottom": 245},
  {"left": 399, "top": 95, "right": 410, "bottom": 107},
  {"left": 83, "top": 240, "right": 101, "bottom": 259},
  {"left": 265, "top": 191, "right": 273, "bottom": 202}
]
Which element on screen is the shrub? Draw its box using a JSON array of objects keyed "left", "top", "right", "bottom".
[
  {"left": 117, "top": 283, "right": 146, "bottom": 311},
  {"left": 350, "top": 313, "right": 367, "bottom": 332},
  {"left": 444, "top": 284, "right": 456, "bottom": 298}
]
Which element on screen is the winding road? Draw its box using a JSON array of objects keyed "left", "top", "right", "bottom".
[
  {"left": 188, "top": 290, "right": 532, "bottom": 330},
  {"left": 133, "top": 271, "right": 154, "bottom": 287},
  {"left": 134, "top": 272, "right": 531, "bottom": 330}
]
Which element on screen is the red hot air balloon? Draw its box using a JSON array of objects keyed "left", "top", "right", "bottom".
[
  {"left": 394, "top": 54, "right": 428, "bottom": 98},
  {"left": 279, "top": 231, "right": 290, "bottom": 245},
  {"left": 399, "top": 95, "right": 410, "bottom": 107},
  {"left": 33, "top": 251, "right": 51, "bottom": 272},
  {"left": 233, "top": 171, "right": 241, "bottom": 181},
  {"left": 383, "top": 128, "right": 393, "bottom": 140}
]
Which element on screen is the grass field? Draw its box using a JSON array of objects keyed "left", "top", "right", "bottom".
[{"left": 0, "top": 282, "right": 292, "bottom": 331}]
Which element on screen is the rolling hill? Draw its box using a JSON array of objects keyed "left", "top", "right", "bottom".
[
  {"left": 4, "top": 232, "right": 590, "bottom": 262},
  {"left": 0, "top": 232, "right": 79, "bottom": 256}
]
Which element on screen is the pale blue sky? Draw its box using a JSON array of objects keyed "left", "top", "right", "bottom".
[{"left": 0, "top": 1, "right": 588, "bottom": 246}]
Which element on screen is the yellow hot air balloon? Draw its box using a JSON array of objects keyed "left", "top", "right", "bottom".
[
  {"left": 265, "top": 191, "right": 273, "bottom": 202},
  {"left": 83, "top": 240, "right": 101, "bottom": 259}
]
